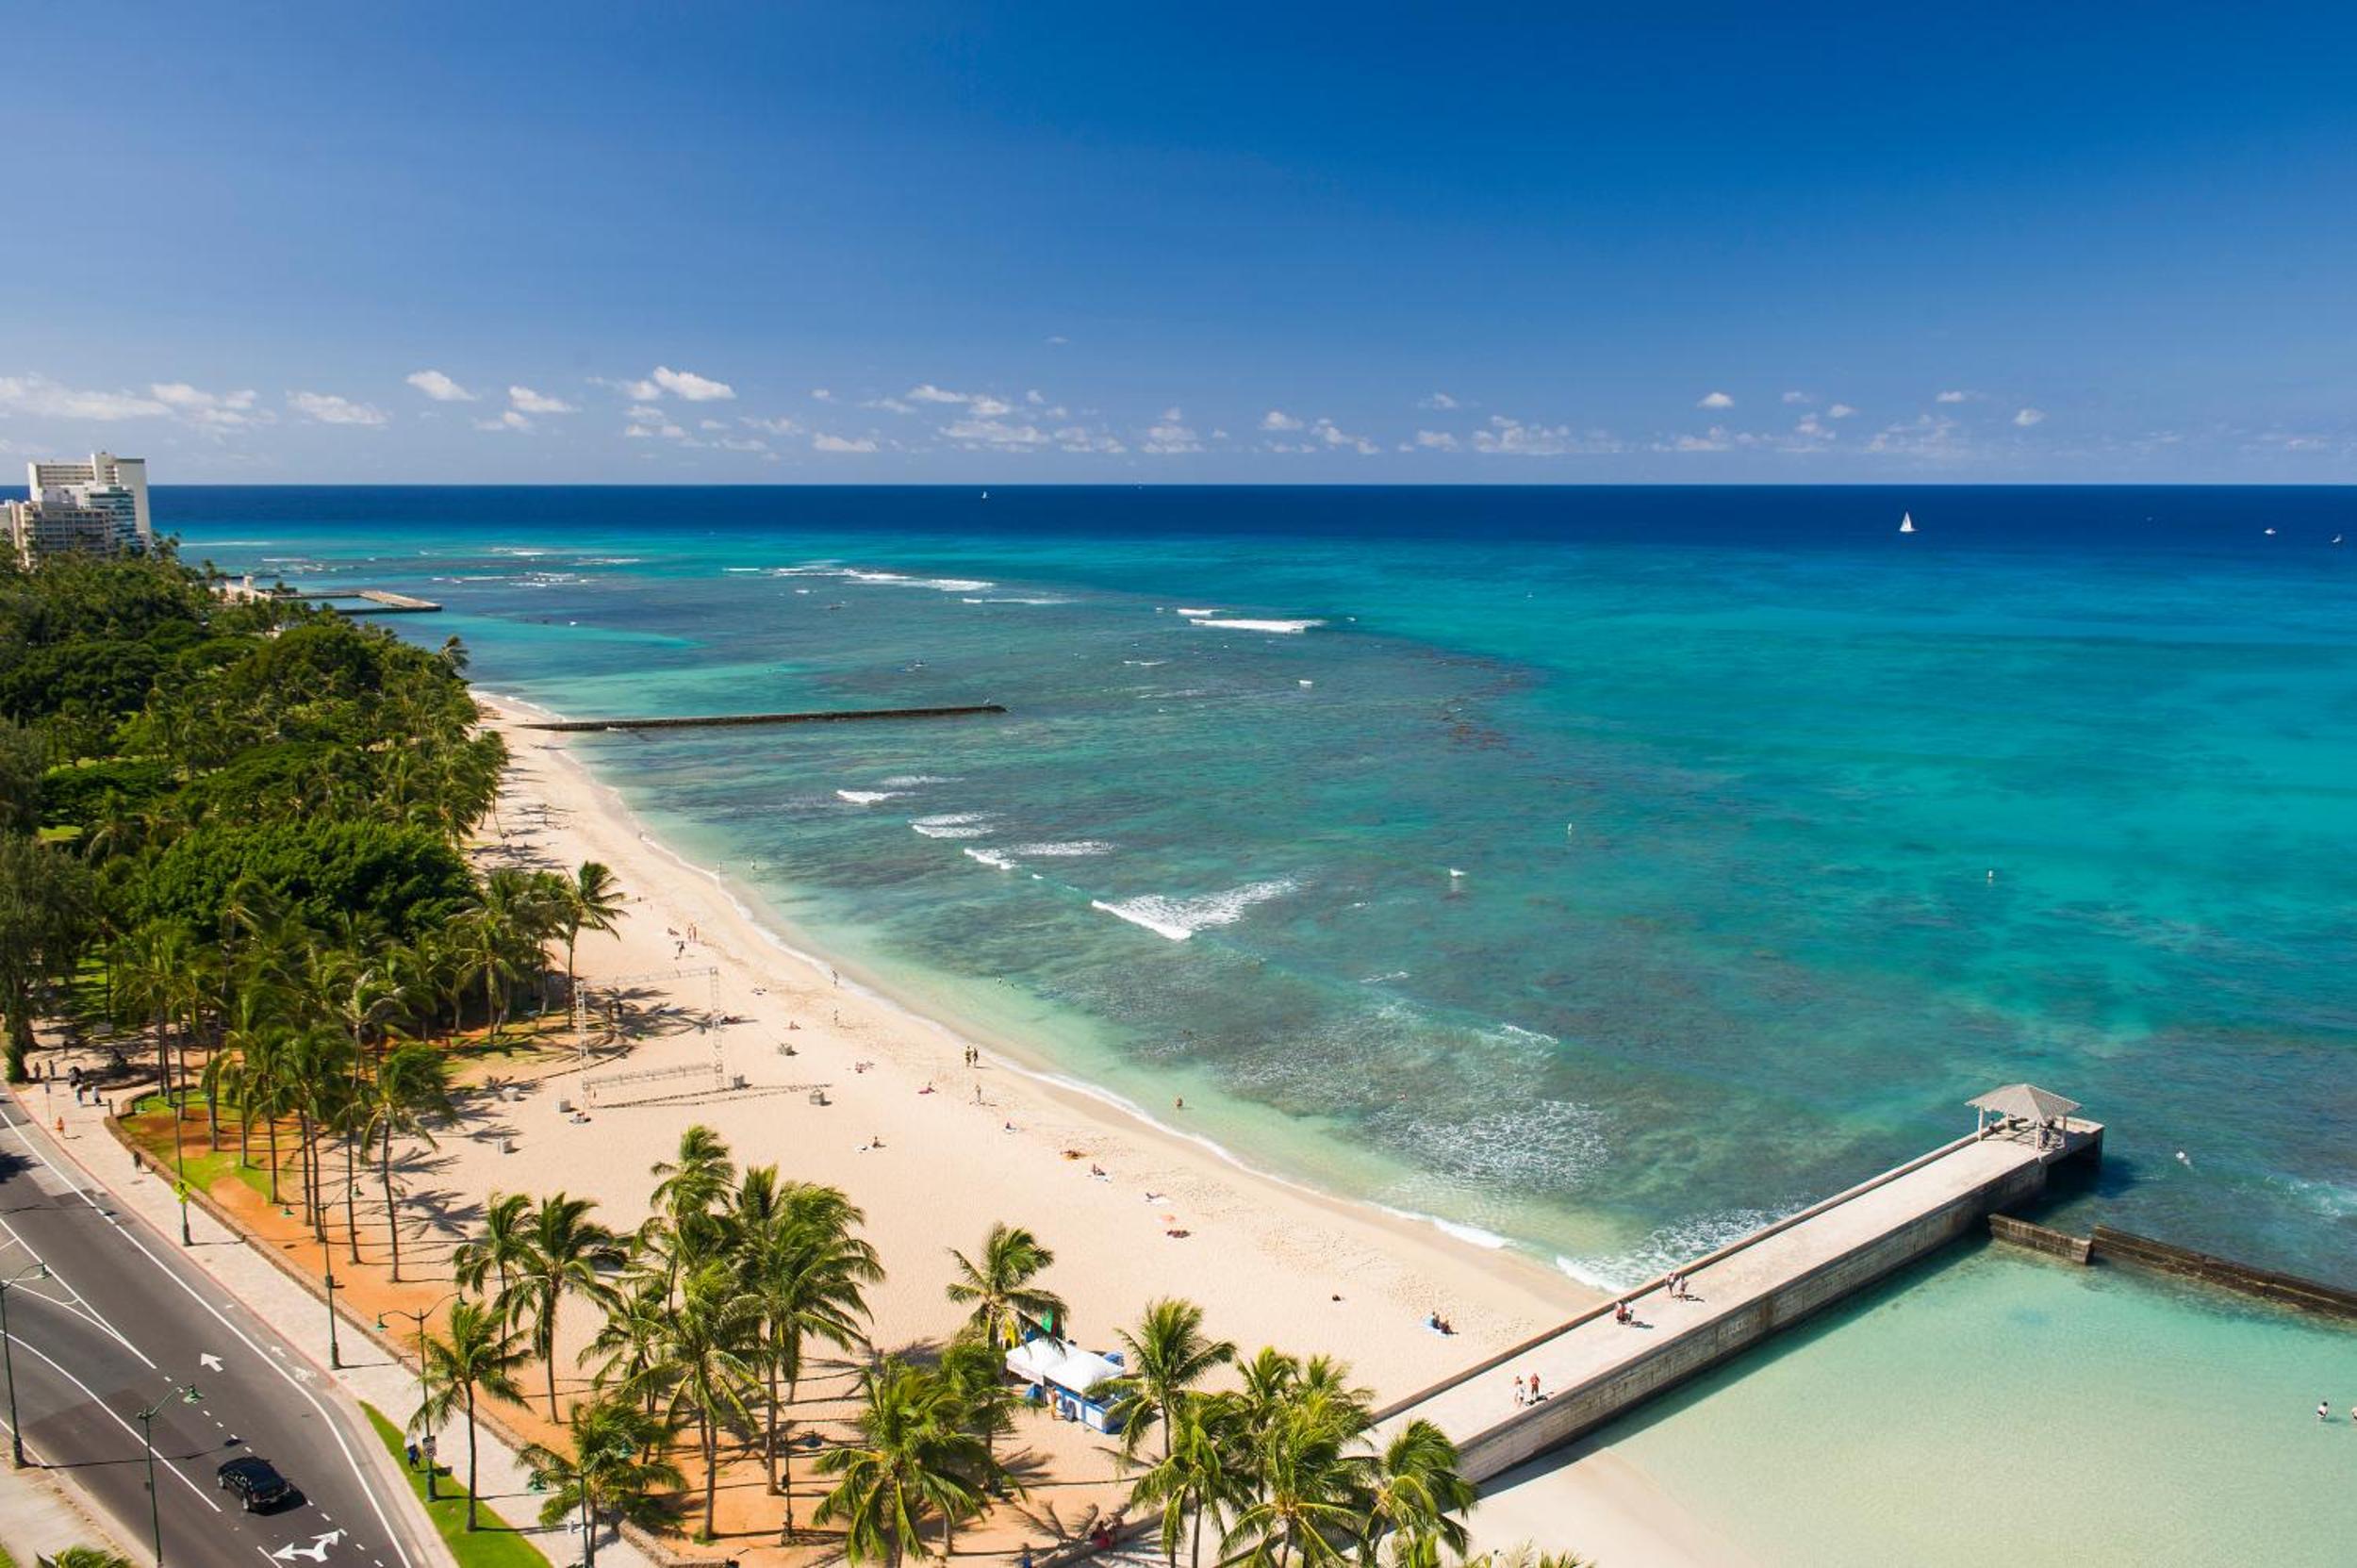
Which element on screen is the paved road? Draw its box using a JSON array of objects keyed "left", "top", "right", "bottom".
[{"left": 0, "top": 1097, "right": 437, "bottom": 1568}]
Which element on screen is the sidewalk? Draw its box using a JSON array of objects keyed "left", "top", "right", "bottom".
[
  {"left": 0, "top": 1453, "right": 140, "bottom": 1567},
  {"left": 12, "top": 1073, "right": 657, "bottom": 1568}
]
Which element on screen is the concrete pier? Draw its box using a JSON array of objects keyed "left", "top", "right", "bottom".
[{"left": 1377, "top": 1108, "right": 2102, "bottom": 1483}]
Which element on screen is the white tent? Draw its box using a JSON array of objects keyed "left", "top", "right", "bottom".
[
  {"left": 1043, "top": 1345, "right": 1124, "bottom": 1395},
  {"left": 1004, "top": 1338, "right": 1065, "bottom": 1386}
]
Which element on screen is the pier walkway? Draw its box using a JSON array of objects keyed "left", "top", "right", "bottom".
[{"left": 1379, "top": 1099, "right": 2102, "bottom": 1482}]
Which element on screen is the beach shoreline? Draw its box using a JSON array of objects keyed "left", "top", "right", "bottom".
[{"left": 468, "top": 690, "right": 1750, "bottom": 1565}]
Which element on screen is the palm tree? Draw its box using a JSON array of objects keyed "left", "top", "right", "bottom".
[
  {"left": 359, "top": 1041, "right": 453, "bottom": 1281},
  {"left": 503, "top": 1193, "right": 623, "bottom": 1419},
  {"left": 413, "top": 1299, "right": 528, "bottom": 1531},
  {"left": 734, "top": 1172, "right": 880, "bottom": 1519},
  {"left": 558, "top": 861, "right": 626, "bottom": 1011},
  {"left": 583, "top": 1276, "right": 674, "bottom": 1413},
  {"left": 813, "top": 1358, "right": 989, "bottom": 1567},
  {"left": 1109, "top": 1297, "right": 1236, "bottom": 1465},
  {"left": 649, "top": 1125, "right": 735, "bottom": 1296},
  {"left": 51, "top": 1548, "right": 136, "bottom": 1568},
  {"left": 1455, "top": 1547, "right": 1596, "bottom": 1568},
  {"left": 1359, "top": 1421, "right": 1473, "bottom": 1567},
  {"left": 1218, "top": 1350, "right": 1379, "bottom": 1568},
  {"left": 661, "top": 1260, "right": 763, "bottom": 1540},
  {"left": 453, "top": 1191, "right": 534, "bottom": 1301},
  {"left": 944, "top": 1223, "right": 1067, "bottom": 1348},
  {"left": 520, "top": 1397, "right": 684, "bottom": 1568},
  {"left": 1129, "top": 1392, "right": 1246, "bottom": 1568},
  {"left": 933, "top": 1335, "right": 1020, "bottom": 1493}
]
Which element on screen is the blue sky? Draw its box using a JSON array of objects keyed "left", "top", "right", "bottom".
[{"left": 5, "top": 2, "right": 2354, "bottom": 482}]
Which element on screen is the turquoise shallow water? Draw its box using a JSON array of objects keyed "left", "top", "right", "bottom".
[
  {"left": 176, "top": 485, "right": 2357, "bottom": 1557},
  {"left": 1558, "top": 1243, "right": 2357, "bottom": 1565}
]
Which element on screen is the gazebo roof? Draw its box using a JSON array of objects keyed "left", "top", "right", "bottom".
[{"left": 1969, "top": 1083, "right": 2081, "bottom": 1122}]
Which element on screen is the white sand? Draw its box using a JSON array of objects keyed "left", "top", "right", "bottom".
[{"left": 454, "top": 696, "right": 1740, "bottom": 1563}]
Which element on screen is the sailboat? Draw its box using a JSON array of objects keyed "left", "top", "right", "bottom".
[{"left": 1899, "top": 511, "right": 1916, "bottom": 535}]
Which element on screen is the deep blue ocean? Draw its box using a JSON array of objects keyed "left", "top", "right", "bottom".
[{"left": 169, "top": 486, "right": 2357, "bottom": 1288}]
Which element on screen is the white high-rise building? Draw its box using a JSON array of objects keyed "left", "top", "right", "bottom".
[{"left": 7, "top": 451, "right": 152, "bottom": 565}]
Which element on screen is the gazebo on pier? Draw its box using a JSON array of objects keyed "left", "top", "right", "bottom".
[{"left": 1970, "top": 1082, "right": 2082, "bottom": 1150}]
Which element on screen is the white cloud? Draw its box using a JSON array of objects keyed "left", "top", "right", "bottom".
[
  {"left": 699, "top": 419, "right": 729, "bottom": 431},
  {"left": 1828, "top": 403, "right": 1857, "bottom": 419},
  {"left": 944, "top": 418, "right": 1050, "bottom": 451},
  {"left": 509, "top": 385, "right": 578, "bottom": 415},
  {"left": 1413, "top": 430, "right": 1461, "bottom": 451},
  {"left": 619, "top": 378, "right": 663, "bottom": 401},
  {"left": 862, "top": 396, "right": 916, "bottom": 415},
  {"left": 1142, "top": 408, "right": 1203, "bottom": 454},
  {"left": 288, "top": 390, "right": 389, "bottom": 426},
  {"left": 2013, "top": 407, "right": 2046, "bottom": 427},
  {"left": 0, "top": 373, "right": 172, "bottom": 421},
  {"left": 623, "top": 418, "right": 687, "bottom": 439},
  {"left": 1865, "top": 413, "right": 1968, "bottom": 460},
  {"left": 1665, "top": 427, "right": 1736, "bottom": 453},
  {"left": 717, "top": 437, "right": 770, "bottom": 454},
  {"left": 741, "top": 415, "right": 803, "bottom": 436},
  {"left": 968, "top": 395, "right": 1015, "bottom": 418},
  {"left": 813, "top": 433, "right": 879, "bottom": 453},
  {"left": 1471, "top": 416, "right": 1618, "bottom": 456},
  {"left": 1314, "top": 418, "right": 1379, "bottom": 455},
  {"left": 651, "top": 366, "right": 734, "bottom": 402},
  {"left": 1053, "top": 425, "right": 1126, "bottom": 454},
  {"left": 475, "top": 410, "right": 532, "bottom": 433},
  {"left": 1781, "top": 390, "right": 1812, "bottom": 405},
  {"left": 1934, "top": 389, "right": 1973, "bottom": 404},
  {"left": 1260, "top": 409, "right": 1305, "bottom": 432},
  {"left": 405, "top": 370, "right": 476, "bottom": 403},
  {"left": 906, "top": 384, "right": 968, "bottom": 404},
  {"left": 626, "top": 404, "right": 665, "bottom": 421},
  {"left": 1794, "top": 415, "right": 1835, "bottom": 440},
  {"left": 151, "top": 383, "right": 268, "bottom": 429},
  {"left": 1417, "top": 391, "right": 1460, "bottom": 411},
  {"left": 811, "top": 388, "right": 834, "bottom": 402},
  {"left": 1026, "top": 389, "right": 1047, "bottom": 405},
  {"left": 1046, "top": 335, "right": 1070, "bottom": 346},
  {"left": 1698, "top": 390, "right": 1735, "bottom": 409}
]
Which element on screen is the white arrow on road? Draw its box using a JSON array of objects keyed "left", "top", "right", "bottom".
[
  {"left": 200, "top": 1352, "right": 223, "bottom": 1372},
  {"left": 271, "top": 1529, "right": 346, "bottom": 1562}
]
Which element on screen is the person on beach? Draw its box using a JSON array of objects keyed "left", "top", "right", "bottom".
[
  {"left": 1527, "top": 1372, "right": 1543, "bottom": 1401},
  {"left": 2321, "top": 1399, "right": 2332, "bottom": 1422},
  {"left": 1512, "top": 1374, "right": 1526, "bottom": 1408}
]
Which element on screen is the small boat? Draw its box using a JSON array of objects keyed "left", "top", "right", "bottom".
[
  {"left": 981, "top": 489, "right": 990, "bottom": 501},
  {"left": 1899, "top": 512, "right": 1916, "bottom": 535},
  {"left": 2334, "top": 535, "right": 2345, "bottom": 545},
  {"left": 2264, "top": 527, "right": 2277, "bottom": 536}
]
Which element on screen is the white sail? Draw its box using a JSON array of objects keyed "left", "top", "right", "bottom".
[{"left": 1899, "top": 511, "right": 1916, "bottom": 535}]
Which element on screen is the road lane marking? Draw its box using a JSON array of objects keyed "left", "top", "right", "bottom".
[
  {"left": 4, "top": 1335, "right": 222, "bottom": 1510},
  {"left": 0, "top": 1207, "right": 157, "bottom": 1362},
  {"left": 0, "top": 1104, "right": 416, "bottom": 1568}
]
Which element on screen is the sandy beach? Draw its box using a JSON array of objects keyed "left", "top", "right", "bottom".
[{"left": 445, "top": 695, "right": 1742, "bottom": 1564}]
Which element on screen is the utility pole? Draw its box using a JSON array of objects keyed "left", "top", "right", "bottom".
[{"left": 0, "top": 1264, "right": 49, "bottom": 1467}]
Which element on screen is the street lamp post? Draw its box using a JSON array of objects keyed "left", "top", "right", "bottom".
[
  {"left": 320, "top": 1234, "right": 341, "bottom": 1371},
  {"left": 0, "top": 1263, "right": 50, "bottom": 1467},
  {"left": 378, "top": 1294, "right": 457, "bottom": 1500},
  {"left": 135, "top": 1382, "right": 203, "bottom": 1568}
]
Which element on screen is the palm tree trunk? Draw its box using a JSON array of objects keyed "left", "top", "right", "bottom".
[
  {"left": 543, "top": 1309, "right": 561, "bottom": 1419},
  {"left": 464, "top": 1390, "right": 480, "bottom": 1532},
  {"left": 1188, "top": 1499, "right": 1204, "bottom": 1568},
  {"left": 236, "top": 1090, "right": 252, "bottom": 1169},
  {"left": 205, "top": 1076, "right": 220, "bottom": 1152},
  {"left": 701, "top": 1412, "right": 717, "bottom": 1539},
  {"left": 765, "top": 1359, "right": 782, "bottom": 1491},
  {"left": 264, "top": 1111, "right": 282, "bottom": 1205},
  {"left": 380, "top": 1122, "right": 403, "bottom": 1282},
  {"left": 343, "top": 1134, "right": 361, "bottom": 1263}
]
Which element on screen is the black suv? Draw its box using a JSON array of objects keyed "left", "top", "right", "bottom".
[{"left": 216, "top": 1455, "right": 295, "bottom": 1512}]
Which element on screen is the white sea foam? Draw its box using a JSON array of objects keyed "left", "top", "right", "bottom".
[
  {"left": 1090, "top": 879, "right": 1295, "bottom": 941},
  {"left": 1559, "top": 1206, "right": 1789, "bottom": 1290},
  {"left": 1375, "top": 1205, "right": 1512, "bottom": 1250},
  {"left": 1002, "top": 840, "right": 1113, "bottom": 857},
  {"left": 963, "top": 596, "right": 1067, "bottom": 605},
  {"left": 834, "top": 789, "right": 907, "bottom": 804},
  {"left": 963, "top": 847, "right": 1017, "bottom": 870},
  {"left": 882, "top": 775, "right": 955, "bottom": 787},
  {"left": 925, "top": 578, "right": 996, "bottom": 593},
  {"left": 1121, "top": 659, "right": 1168, "bottom": 667},
  {"left": 1172, "top": 606, "right": 1218, "bottom": 617},
  {"left": 1188, "top": 617, "right": 1325, "bottom": 634},
  {"left": 722, "top": 567, "right": 763, "bottom": 573},
  {"left": 911, "top": 812, "right": 996, "bottom": 840}
]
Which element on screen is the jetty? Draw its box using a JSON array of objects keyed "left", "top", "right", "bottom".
[
  {"left": 1381, "top": 1083, "right": 2102, "bottom": 1483},
  {"left": 215, "top": 577, "right": 442, "bottom": 613},
  {"left": 516, "top": 703, "right": 1007, "bottom": 733}
]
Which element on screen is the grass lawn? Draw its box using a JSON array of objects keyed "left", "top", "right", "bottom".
[{"left": 359, "top": 1404, "right": 552, "bottom": 1568}]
